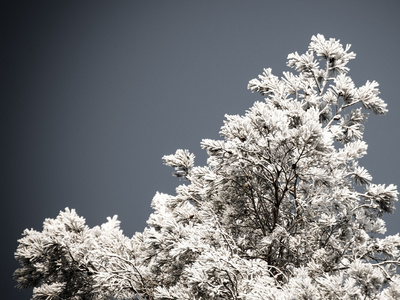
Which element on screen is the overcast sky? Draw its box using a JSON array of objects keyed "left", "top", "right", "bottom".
[{"left": 2, "top": 1, "right": 400, "bottom": 298}]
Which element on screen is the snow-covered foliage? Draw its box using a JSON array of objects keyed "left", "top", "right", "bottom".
[{"left": 15, "top": 35, "right": 400, "bottom": 299}]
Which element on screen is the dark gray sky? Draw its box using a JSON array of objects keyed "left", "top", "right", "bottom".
[{"left": 2, "top": 1, "right": 400, "bottom": 298}]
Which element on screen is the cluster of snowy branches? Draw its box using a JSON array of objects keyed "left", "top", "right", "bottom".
[{"left": 15, "top": 34, "right": 400, "bottom": 299}]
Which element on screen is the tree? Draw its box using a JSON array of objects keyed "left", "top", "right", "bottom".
[{"left": 15, "top": 34, "right": 400, "bottom": 299}]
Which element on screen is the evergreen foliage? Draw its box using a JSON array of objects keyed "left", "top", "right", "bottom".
[{"left": 15, "top": 35, "right": 400, "bottom": 299}]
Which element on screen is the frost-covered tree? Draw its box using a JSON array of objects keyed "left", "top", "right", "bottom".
[{"left": 15, "top": 34, "right": 400, "bottom": 299}]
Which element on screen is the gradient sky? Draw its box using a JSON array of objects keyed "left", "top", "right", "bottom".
[{"left": 2, "top": 1, "right": 400, "bottom": 298}]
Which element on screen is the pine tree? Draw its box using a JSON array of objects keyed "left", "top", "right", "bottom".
[{"left": 15, "top": 34, "right": 400, "bottom": 299}]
